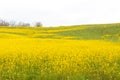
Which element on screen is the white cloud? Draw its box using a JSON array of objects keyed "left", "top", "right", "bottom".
[{"left": 0, "top": 0, "right": 120, "bottom": 26}]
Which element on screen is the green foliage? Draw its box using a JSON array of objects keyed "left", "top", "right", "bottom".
[{"left": 53, "top": 23, "right": 120, "bottom": 41}]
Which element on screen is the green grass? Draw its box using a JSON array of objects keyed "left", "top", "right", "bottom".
[
  {"left": 0, "top": 23, "right": 120, "bottom": 41},
  {"left": 54, "top": 25, "right": 120, "bottom": 41}
]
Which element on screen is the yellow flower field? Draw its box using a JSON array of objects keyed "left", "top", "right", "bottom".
[{"left": 0, "top": 38, "right": 120, "bottom": 80}]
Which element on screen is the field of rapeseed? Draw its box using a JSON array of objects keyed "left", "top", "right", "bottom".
[{"left": 0, "top": 24, "right": 120, "bottom": 80}]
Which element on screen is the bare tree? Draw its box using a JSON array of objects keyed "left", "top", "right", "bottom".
[
  {"left": 35, "top": 22, "right": 42, "bottom": 27},
  {"left": 25, "top": 23, "right": 30, "bottom": 26},
  {"left": 0, "top": 19, "right": 44, "bottom": 27},
  {"left": 17, "top": 22, "right": 30, "bottom": 27},
  {"left": 0, "top": 19, "right": 9, "bottom": 26}
]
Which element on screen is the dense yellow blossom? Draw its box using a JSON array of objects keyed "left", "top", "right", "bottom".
[{"left": 0, "top": 39, "right": 120, "bottom": 80}]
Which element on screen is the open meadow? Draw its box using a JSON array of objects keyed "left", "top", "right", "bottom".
[{"left": 0, "top": 24, "right": 120, "bottom": 80}]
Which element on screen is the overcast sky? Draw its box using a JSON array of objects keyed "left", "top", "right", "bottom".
[{"left": 0, "top": 0, "right": 120, "bottom": 26}]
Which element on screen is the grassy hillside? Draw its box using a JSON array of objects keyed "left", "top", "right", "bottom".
[
  {"left": 0, "top": 23, "right": 120, "bottom": 80},
  {"left": 0, "top": 23, "right": 120, "bottom": 41}
]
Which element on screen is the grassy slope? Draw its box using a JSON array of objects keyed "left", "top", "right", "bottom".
[
  {"left": 0, "top": 24, "right": 120, "bottom": 80},
  {"left": 0, "top": 23, "right": 120, "bottom": 41}
]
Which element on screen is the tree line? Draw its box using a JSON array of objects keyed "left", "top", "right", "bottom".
[{"left": 0, "top": 19, "right": 42, "bottom": 27}]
